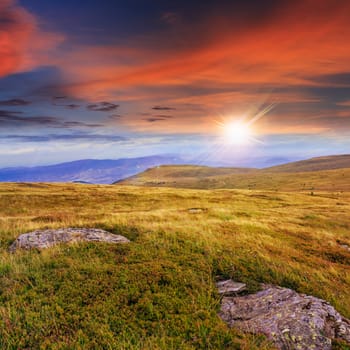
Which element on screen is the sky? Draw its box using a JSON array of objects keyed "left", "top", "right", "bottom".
[{"left": 0, "top": 0, "right": 350, "bottom": 167}]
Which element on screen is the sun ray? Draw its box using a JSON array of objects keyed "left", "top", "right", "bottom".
[{"left": 215, "top": 103, "right": 276, "bottom": 146}]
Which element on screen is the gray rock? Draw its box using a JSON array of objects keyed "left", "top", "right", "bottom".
[
  {"left": 216, "top": 280, "right": 247, "bottom": 296},
  {"left": 9, "top": 228, "right": 130, "bottom": 252},
  {"left": 219, "top": 283, "right": 350, "bottom": 350}
]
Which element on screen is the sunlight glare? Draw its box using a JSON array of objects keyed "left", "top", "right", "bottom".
[{"left": 223, "top": 121, "right": 251, "bottom": 145}]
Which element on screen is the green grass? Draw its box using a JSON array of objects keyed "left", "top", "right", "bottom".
[
  {"left": 118, "top": 165, "right": 350, "bottom": 192},
  {"left": 0, "top": 183, "right": 349, "bottom": 349}
]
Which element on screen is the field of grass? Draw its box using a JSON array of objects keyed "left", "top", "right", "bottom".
[
  {"left": 0, "top": 182, "right": 349, "bottom": 349},
  {"left": 118, "top": 165, "right": 350, "bottom": 192}
]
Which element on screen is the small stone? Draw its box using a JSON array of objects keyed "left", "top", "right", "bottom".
[
  {"left": 216, "top": 279, "right": 247, "bottom": 296},
  {"left": 187, "top": 208, "right": 205, "bottom": 214},
  {"left": 340, "top": 244, "right": 350, "bottom": 251},
  {"left": 9, "top": 228, "right": 130, "bottom": 252}
]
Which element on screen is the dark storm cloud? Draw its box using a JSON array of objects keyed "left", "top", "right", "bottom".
[
  {"left": 153, "top": 115, "right": 173, "bottom": 119},
  {"left": 87, "top": 102, "right": 119, "bottom": 112},
  {"left": 2, "top": 134, "right": 125, "bottom": 142},
  {"left": 53, "top": 96, "right": 67, "bottom": 99},
  {"left": 65, "top": 104, "right": 81, "bottom": 109},
  {"left": 0, "top": 111, "right": 58, "bottom": 126},
  {"left": 0, "top": 99, "right": 31, "bottom": 106},
  {"left": 0, "top": 110, "right": 23, "bottom": 117},
  {"left": 143, "top": 114, "right": 174, "bottom": 122},
  {"left": 62, "top": 121, "right": 103, "bottom": 128},
  {"left": 52, "top": 101, "right": 81, "bottom": 109},
  {"left": 144, "top": 118, "right": 164, "bottom": 123},
  {"left": 144, "top": 117, "right": 168, "bottom": 123},
  {"left": 152, "top": 106, "right": 176, "bottom": 111},
  {"left": 0, "top": 110, "right": 103, "bottom": 128},
  {"left": 51, "top": 96, "right": 81, "bottom": 109}
]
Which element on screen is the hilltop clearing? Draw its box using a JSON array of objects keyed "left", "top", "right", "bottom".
[{"left": 0, "top": 183, "right": 349, "bottom": 348}]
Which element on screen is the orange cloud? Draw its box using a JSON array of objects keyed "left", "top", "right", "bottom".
[
  {"left": 6, "top": 0, "right": 345, "bottom": 136},
  {"left": 57, "top": 0, "right": 350, "bottom": 101},
  {"left": 0, "top": 0, "right": 63, "bottom": 77}
]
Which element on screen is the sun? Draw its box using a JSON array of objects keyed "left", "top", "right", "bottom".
[
  {"left": 215, "top": 104, "right": 275, "bottom": 146},
  {"left": 222, "top": 121, "right": 251, "bottom": 145}
]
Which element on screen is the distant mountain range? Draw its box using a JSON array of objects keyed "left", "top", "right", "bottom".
[
  {"left": 0, "top": 155, "right": 184, "bottom": 184},
  {"left": 0, "top": 154, "right": 349, "bottom": 185}
]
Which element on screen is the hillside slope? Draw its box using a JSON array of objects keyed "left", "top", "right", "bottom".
[
  {"left": 114, "top": 165, "right": 255, "bottom": 185},
  {"left": 116, "top": 155, "right": 350, "bottom": 191},
  {"left": 263, "top": 154, "right": 350, "bottom": 172}
]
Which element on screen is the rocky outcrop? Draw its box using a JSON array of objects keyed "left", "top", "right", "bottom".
[
  {"left": 9, "top": 228, "right": 130, "bottom": 252},
  {"left": 218, "top": 280, "right": 350, "bottom": 350}
]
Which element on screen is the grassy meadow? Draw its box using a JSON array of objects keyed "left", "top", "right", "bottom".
[
  {"left": 0, "top": 182, "right": 349, "bottom": 349},
  {"left": 118, "top": 165, "right": 350, "bottom": 192}
]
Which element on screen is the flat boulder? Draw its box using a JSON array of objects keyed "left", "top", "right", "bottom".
[
  {"left": 216, "top": 280, "right": 247, "bottom": 296},
  {"left": 9, "top": 228, "right": 130, "bottom": 252},
  {"left": 219, "top": 282, "right": 350, "bottom": 350}
]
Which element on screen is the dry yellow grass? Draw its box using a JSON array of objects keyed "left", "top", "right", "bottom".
[
  {"left": 264, "top": 154, "right": 350, "bottom": 172},
  {"left": 0, "top": 182, "right": 349, "bottom": 349},
  {"left": 118, "top": 165, "right": 350, "bottom": 192}
]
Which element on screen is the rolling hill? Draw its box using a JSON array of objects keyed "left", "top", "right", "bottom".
[
  {"left": 116, "top": 155, "right": 350, "bottom": 191},
  {"left": 263, "top": 154, "right": 350, "bottom": 172},
  {"left": 113, "top": 164, "right": 256, "bottom": 184}
]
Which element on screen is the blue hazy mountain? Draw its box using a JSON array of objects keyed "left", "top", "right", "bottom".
[{"left": 0, "top": 155, "right": 184, "bottom": 184}]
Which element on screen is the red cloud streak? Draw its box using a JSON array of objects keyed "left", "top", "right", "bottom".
[
  {"left": 58, "top": 0, "right": 350, "bottom": 99},
  {"left": 0, "top": 0, "right": 63, "bottom": 77},
  {"left": 2, "top": 0, "right": 350, "bottom": 136}
]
